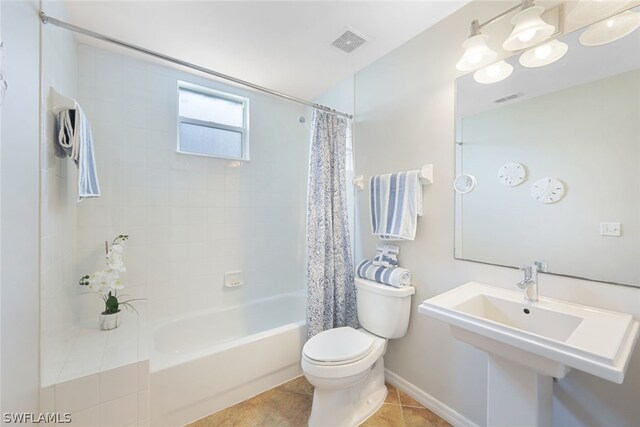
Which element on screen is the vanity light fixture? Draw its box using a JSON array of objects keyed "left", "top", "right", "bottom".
[
  {"left": 567, "top": 0, "right": 630, "bottom": 25},
  {"left": 579, "top": 10, "right": 640, "bottom": 46},
  {"left": 519, "top": 39, "right": 569, "bottom": 67},
  {"left": 473, "top": 60, "right": 513, "bottom": 84},
  {"left": 457, "top": 0, "right": 559, "bottom": 77},
  {"left": 456, "top": 20, "right": 497, "bottom": 71}
]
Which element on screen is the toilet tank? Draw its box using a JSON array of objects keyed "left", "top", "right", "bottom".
[{"left": 355, "top": 278, "right": 415, "bottom": 339}]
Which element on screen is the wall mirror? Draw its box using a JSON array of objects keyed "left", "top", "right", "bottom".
[{"left": 454, "top": 6, "right": 640, "bottom": 287}]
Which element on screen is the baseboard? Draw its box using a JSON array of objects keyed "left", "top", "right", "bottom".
[{"left": 384, "top": 369, "right": 479, "bottom": 427}]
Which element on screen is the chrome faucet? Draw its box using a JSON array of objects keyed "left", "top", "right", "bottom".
[{"left": 517, "top": 262, "right": 543, "bottom": 302}]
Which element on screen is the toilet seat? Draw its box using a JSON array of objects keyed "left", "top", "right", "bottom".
[
  {"left": 303, "top": 327, "right": 374, "bottom": 365},
  {"left": 301, "top": 328, "right": 387, "bottom": 380}
]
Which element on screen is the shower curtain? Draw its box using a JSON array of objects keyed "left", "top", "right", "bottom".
[{"left": 306, "top": 109, "right": 358, "bottom": 339}]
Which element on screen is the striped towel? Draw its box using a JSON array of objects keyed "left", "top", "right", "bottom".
[
  {"left": 370, "top": 170, "right": 422, "bottom": 241},
  {"left": 356, "top": 260, "right": 411, "bottom": 288}
]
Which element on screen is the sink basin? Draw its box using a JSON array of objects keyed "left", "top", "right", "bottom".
[
  {"left": 419, "top": 282, "right": 639, "bottom": 383},
  {"left": 454, "top": 294, "right": 583, "bottom": 342}
]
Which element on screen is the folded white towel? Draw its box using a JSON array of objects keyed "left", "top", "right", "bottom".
[
  {"left": 56, "top": 104, "right": 100, "bottom": 202},
  {"left": 356, "top": 260, "right": 411, "bottom": 288},
  {"left": 372, "top": 244, "right": 400, "bottom": 267},
  {"left": 370, "top": 170, "right": 422, "bottom": 241}
]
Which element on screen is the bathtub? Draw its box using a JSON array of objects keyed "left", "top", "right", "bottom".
[{"left": 149, "top": 292, "right": 307, "bottom": 427}]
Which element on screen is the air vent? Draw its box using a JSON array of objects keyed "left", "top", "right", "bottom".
[
  {"left": 494, "top": 93, "right": 524, "bottom": 104},
  {"left": 331, "top": 28, "right": 367, "bottom": 53}
]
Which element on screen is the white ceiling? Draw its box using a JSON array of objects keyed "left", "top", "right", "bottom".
[{"left": 63, "top": 1, "right": 471, "bottom": 100}]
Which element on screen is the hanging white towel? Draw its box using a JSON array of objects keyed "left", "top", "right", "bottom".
[
  {"left": 55, "top": 103, "right": 101, "bottom": 202},
  {"left": 370, "top": 170, "right": 422, "bottom": 241}
]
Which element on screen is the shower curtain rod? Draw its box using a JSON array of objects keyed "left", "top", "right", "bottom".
[{"left": 39, "top": 12, "right": 354, "bottom": 120}]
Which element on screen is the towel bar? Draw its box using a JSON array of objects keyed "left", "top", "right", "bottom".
[
  {"left": 353, "top": 175, "right": 365, "bottom": 190},
  {"left": 352, "top": 164, "right": 434, "bottom": 190}
]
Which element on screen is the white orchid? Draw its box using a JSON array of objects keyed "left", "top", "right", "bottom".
[
  {"left": 87, "top": 269, "right": 121, "bottom": 292},
  {"left": 79, "top": 235, "right": 143, "bottom": 316},
  {"left": 107, "top": 244, "right": 126, "bottom": 272},
  {"left": 108, "top": 277, "right": 124, "bottom": 291}
]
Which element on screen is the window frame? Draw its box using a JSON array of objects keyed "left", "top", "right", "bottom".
[{"left": 176, "top": 81, "right": 250, "bottom": 161}]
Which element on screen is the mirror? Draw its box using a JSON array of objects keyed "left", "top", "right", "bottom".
[{"left": 454, "top": 8, "right": 640, "bottom": 287}]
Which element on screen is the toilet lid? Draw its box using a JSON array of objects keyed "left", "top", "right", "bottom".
[{"left": 303, "top": 327, "right": 374, "bottom": 363}]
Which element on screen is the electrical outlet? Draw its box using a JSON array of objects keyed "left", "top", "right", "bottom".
[{"left": 600, "top": 222, "right": 621, "bottom": 237}]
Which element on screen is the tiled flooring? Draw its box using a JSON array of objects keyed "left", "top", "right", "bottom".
[{"left": 189, "top": 376, "right": 451, "bottom": 427}]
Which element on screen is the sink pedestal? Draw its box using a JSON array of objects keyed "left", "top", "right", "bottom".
[{"left": 487, "top": 355, "right": 552, "bottom": 427}]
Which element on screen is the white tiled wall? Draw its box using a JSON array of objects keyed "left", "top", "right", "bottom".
[
  {"left": 42, "top": 23, "right": 309, "bottom": 394},
  {"left": 40, "top": 1, "right": 81, "bottom": 387},
  {"left": 40, "top": 361, "right": 149, "bottom": 427},
  {"left": 75, "top": 44, "right": 309, "bottom": 322},
  {"left": 41, "top": 12, "right": 149, "bottom": 389}
]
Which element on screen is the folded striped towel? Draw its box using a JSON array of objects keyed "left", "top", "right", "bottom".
[
  {"left": 370, "top": 170, "right": 422, "bottom": 241},
  {"left": 372, "top": 244, "right": 399, "bottom": 268},
  {"left": 356, "top": 260, "right": 411, "bottom": 288}
]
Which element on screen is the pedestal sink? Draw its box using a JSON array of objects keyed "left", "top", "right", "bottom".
[{"left": 418, "top": 282, "right": 639, "bottom": 427}]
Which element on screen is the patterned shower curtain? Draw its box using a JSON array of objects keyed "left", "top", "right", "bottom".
[{"left": 306, "top": 109, "right": 358, "bottom": 339}]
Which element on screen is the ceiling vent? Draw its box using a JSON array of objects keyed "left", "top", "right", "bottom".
[
  {"left": 494, "top": 93, "right": 524, "bottom": 104},
  {"left": 331, "top": 27, "right": 367, "bottom": 53}
]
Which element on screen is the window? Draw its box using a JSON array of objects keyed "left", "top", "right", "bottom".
[{"left": 177, "top": 82, "right": 249, "bottom": 160}]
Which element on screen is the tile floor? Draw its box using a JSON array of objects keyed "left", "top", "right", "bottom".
[{"left": 189, "top": 376, "right": 451, "bottom": 427}]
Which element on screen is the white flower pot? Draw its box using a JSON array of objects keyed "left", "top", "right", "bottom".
[{"left": 99, "top": 312, "right": 120, "bottom": 331}]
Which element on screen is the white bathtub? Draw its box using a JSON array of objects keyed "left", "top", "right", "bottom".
[{"left": 149, "top": 292, "right": 307, "bottom": 427}]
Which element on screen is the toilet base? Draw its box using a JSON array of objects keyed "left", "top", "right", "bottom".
[{"left": 307, "top": 356, "right": 387, "bottom": 427}]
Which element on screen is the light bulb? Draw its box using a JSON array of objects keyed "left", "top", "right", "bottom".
[
  {"left": 473, "top": 61, "right": 513, "bottom": 84},
  {"left": 503, "top": 5, "right": 555, "bottom": 51},
  {"left": 467, "top": 54, "right": 482, "bottom": 65},
  {"left": 518, "top": 29, "right": 537, "bottom": 42},
  {"left": 534, "top": 44, "right": 552, "bottom": 59},
  {"left": 456, "top": 34, "right": 497, "bottom": 71},
  {"left": 486, "top": 64, "right": 501, "bottom": 77},
  {"left": 580, "top": 11, "right": 640, "bottom": 46},
  {"left": 519, "top": 40, "right": 568, "bottom": 68},
  {"left": 567, "top": 0, "right": 630, "bottom": 25}
]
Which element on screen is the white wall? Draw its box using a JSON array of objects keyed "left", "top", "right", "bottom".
[
  {"left": 75, "top": 44, "right": 309, "bottom": 323},
  {"left": 459, "top": 70, "right": 640, "bottom": 286},
  {"left": 351, "top": 1, "right": 640, "bottom": 426},
  {"left": 0, "top": 0, "right": 40, "bottom": 419},
  {"left": 40, "top": 0, "right": 79, "bottom": 388}
]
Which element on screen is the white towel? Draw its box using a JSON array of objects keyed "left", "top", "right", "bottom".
[
  {"left": 356, "top": 260, "right": 411, "bottom": 288},
  {"left": 370, "top": 170, "right": 422, "bottom": 241},
  {"left": 56, "top": 104, "right": 100, "bottom": 201}
]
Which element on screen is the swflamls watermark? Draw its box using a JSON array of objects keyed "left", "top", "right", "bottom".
[{"left": 3, "top": 412, "right": 72, "bottom": 424}]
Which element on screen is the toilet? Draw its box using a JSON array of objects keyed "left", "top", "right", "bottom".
[{"left": 301, "top": 277, "right": 415, "bottom": 427}]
